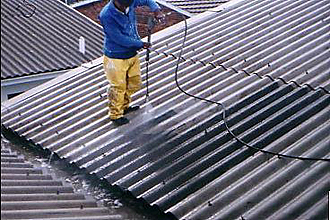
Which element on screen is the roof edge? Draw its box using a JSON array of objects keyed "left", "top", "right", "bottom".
[
  {"left": 71, "top": 0, "right": 102, "bottom": 9},
  {"left": 187, "top": 0, "right": 249, "bottom": 21},
  {"left": 1, "top": 57, "right": 103, "bottom": 112}
]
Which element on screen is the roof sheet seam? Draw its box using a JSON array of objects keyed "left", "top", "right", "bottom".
[{"left": 150, "top": 47, "right": 328, "bottom": 92}]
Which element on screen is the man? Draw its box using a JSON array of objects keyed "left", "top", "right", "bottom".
[{"left": 99, "top": 0, "right": 164, "bottom": 126}]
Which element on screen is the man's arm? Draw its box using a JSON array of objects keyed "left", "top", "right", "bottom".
[
  {"left": 136, "top": 0, "right": 165, "bottom": 24},
  {"left": 135, "top": 0, "right": 161, "bottom": 12}
]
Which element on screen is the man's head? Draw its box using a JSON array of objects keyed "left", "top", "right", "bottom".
[{"left": 116, "top": 0, "right": 133, "bottom": 8}]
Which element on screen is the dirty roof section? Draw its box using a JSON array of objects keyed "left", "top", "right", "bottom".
[
  {"left": 1, "top": 0, "right": 104, "bottom": 80},
  {"left": 1, "top": 0, "right": 330, "bottom": 219},
  {"left": 1, "top": 139, "right": 123, "bottom": 220},
  {"left": 159, "top": 0, "right": 231, "bottom": 14}
]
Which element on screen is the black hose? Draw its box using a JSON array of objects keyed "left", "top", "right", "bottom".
[
  {"left": 145, "top": 33, "right": 151, "bottom": 101},
  {"left": 172, "top": 13, "right": 329, "bottom": 162},
  {"left": 16, "top": 0, "right": 36, "bottom": 18}
]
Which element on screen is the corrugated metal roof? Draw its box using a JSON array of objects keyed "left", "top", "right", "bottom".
[
  {"left": 161, "top": 0, "right": 230, "bottom": 14},
  {"left": 1, "top": 139, "right": 122, "bottom": 220},
  {"left": 1, "top": 0, "right": 104, "bottom": 79},
  {"left": 1, "top": 0, "right": 330, "bottom": 219}
]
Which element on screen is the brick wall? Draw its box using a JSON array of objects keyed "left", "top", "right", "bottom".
[
  {"left": 135, "top": 5, "right": 185, "bottom": 38},
  {"left": 76, "top": 0, "right": 186, "bottom": 38}
]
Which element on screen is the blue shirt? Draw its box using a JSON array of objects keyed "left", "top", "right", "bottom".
[{"left": 99, "top": 0, "right": 160, "bottom": 59}]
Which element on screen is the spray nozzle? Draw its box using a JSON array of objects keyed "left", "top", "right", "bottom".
[
  {"left": 145, "top": 95, "right": 150, "bottom": 103},
  {"left": 147, "top": 12, "right": 171, "bottom": 31}
]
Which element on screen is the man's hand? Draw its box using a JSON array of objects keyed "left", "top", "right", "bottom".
[
  {"left": 154, "top": 10, "right": 166, "bottom": 25},
  {"left": 143, "top": 42, "right": 152, "bottom": 49}
]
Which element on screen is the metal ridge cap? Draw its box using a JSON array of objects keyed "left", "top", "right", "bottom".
[
  {"left": 156, "top": 0, "right": 248, "bottom": 18},
  {"left": 1, "top": 57, "right": 103, "bottom": 113},
  {"left": 1, "top": 70, "right": 69, "bottom": 87},
  {"left": 156, "top": 0, "right": 194, "bottom": 17}
]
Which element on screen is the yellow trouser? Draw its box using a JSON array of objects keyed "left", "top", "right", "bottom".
[{"left": 103, "top": 55, "right": 141, "bottom": 120}]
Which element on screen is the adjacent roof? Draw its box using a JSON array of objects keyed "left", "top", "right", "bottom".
[
  {"left": 2, "top": 0, "right": 330, "bottom": 219},
  {"left": 1, "top": 0, "right": 104, "bottom": 80}
]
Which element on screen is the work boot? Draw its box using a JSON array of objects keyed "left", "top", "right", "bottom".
[
  {"left": 124, "top": 106, "right": 140, "bottom": 115},
  {"left": 111, "top": 117, "right": 129, "bottom": 126}
]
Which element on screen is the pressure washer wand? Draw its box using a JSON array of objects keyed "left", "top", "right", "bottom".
[
  {"left": 145, "top": 14, "right": 167, "bottom": 103},
  {"left": 145, "top": 17, "right": 155, "bottom": 103}
]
